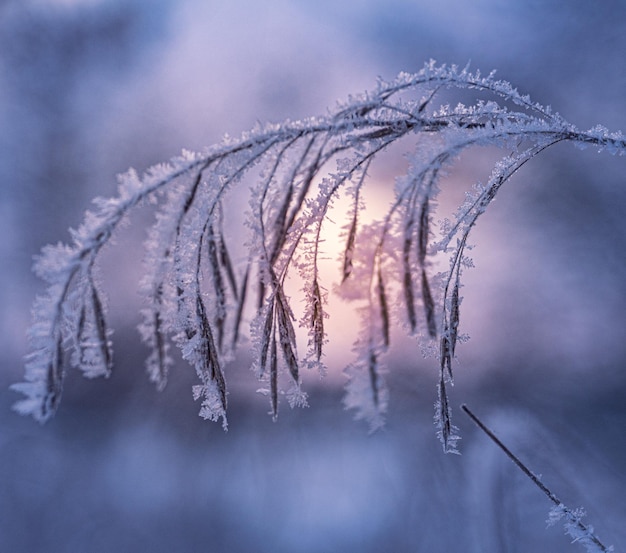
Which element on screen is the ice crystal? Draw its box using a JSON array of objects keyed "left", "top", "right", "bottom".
[{"left": 547, "top": 504, "right": 614, "bottom": 553}]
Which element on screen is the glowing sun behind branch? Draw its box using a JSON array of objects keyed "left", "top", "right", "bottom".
[{"left": 13, "top": 62, "right": 625, "bottom": 452}]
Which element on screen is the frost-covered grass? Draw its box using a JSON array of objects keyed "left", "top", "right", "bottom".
[
  {"left": 14, "top": 61, "right": 624, "bottom": 441},
  {"left": 11, "top": 62, "right": 625, "bottom": 551}
]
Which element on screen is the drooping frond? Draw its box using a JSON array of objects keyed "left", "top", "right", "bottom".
[{"left": 13, "top": 62, "right": 625, "bottom": 445}]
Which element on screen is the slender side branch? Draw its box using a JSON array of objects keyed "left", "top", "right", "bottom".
[{"left": 462, "top": 404, "right": 613, "bottom": 553}]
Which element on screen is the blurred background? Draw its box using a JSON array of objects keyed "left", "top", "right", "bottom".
[{"left": 1, "top": 0, "right": 625, "bottom": 551}]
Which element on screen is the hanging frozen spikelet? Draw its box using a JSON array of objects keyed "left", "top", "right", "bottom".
[{"left": 11, "top": 62, "right": 625, "bottom": 452}]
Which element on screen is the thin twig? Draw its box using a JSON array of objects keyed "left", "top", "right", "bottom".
[{"left": 461, "top": 404, "right": 612, "bottom": 553}]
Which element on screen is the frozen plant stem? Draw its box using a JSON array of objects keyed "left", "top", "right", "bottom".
[
  {"left": 461, "top": 404, "right": 613, "bottom": 553},
  {"left": 12, "top": 61, "right": 626, "bottom": 448}
]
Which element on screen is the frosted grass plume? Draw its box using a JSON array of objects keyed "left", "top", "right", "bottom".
[{"left": 12, "top": 61, "right": 625, "bottom": 452}]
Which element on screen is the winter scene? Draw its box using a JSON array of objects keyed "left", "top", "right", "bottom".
[{"left": 1, "top": 1, "right": 625, "bottom": 552}]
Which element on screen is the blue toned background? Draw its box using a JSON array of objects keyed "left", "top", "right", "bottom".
[{"left": 1, "top": 1, "right": 625, "bottom": 551}]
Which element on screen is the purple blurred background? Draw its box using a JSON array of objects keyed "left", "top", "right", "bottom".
[{"left": 1, "top": 1, "right": 625, "bottom": 551}]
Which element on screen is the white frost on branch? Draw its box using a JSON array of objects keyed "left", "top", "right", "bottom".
[
  {"left": 12, "top": 62, "right": 625, "bottom": 447},
  {"left": 547, "top": 504, "right": 614, "bottom": 553}
]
